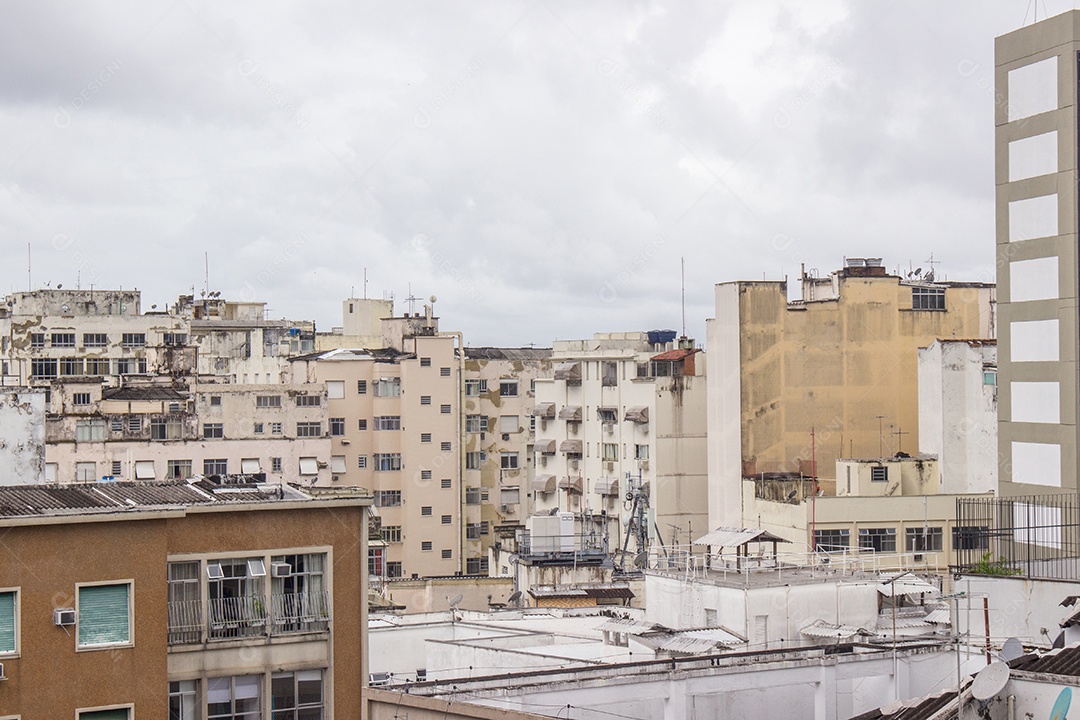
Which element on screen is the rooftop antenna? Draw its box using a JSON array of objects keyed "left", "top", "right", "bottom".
[
  {"left": 27, "top": 242, "right": 31, "bottom": 291},
  {"left": 681, "top": 257, "right": 686, "bottom": 337},
  {"left": 364, "top": 268, "right": 368, "bottom": 299},
  {"left": 405, "top": 284, "right": 418, "bottom": 315},
  {"left": 204, "top": 252, "right": 209, "bottom": 298}
]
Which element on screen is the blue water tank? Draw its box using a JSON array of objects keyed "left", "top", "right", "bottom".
[{"left": 647, "top": 329, "right": 677, "bottom": 345}]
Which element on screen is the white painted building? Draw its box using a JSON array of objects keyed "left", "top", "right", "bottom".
[
  {"left": 918, "top": 339, "right": 998, "bottom": 494},
  {"left": 0, "top": 387, "right": 45, "bottom": 484}
]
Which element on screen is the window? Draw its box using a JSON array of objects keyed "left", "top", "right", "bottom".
[
  {"left": 466, "top": 558, "right": 490, "bottom": 575},
  {"left": 163, "top": 332, "right": 187, "bottom": 346},
  {"left": 209, "top": 395, "right": 222, "bottom": 407},
  {"left": 203, "top": 458, "right": 228, "bottom": 475},
  {"left": 296, "top": 422, "right": 323, "bottom": 437},
  {"left": 111, "top": 460, "right": 122, "bottom": 476},
  {"left": 421, "top": 433, "right": 432, "bottom": 443},
  {"left": 271, "top": 457, "right": 282, "bottom": 473},
  {"left": 203, "top": 423, "right": 224, "bottom": 439},
  {"left": 499, "top": 415, "right": 519, "bottom": 433},
  {"left": 602, "top": 361, "right": 618, "bottom": 387},
  {"left": 111, "top": 417, "right": 124, "bottom": 432},
  {"left": 76, "top": 419, "right": 106, "bottom": 442},
  {"left": 30, "top": 358, "right": 58, "bottom": 378},
  {"left": 441, "top": 478, "right": 452, "bottom": 489},
  {"left": 859, "top": 527, "right": 897, "bottom": 553},
  {"left": 169, "top": 680, "right": 198, "bottom": 720},
  {"left": 295, "top": 394, "right": 321, "bottom": 407},
  {"left": 357, "top": 380, "right": 368, "bottom": 394},
  {"left": 440, "top": 403, "right": 451, "bottom": 414},
  {"left": 256, "top": 395, "right": 281, "bottom": 408},
  {"left": 597, "top": 407, "right": 618, "bottom": 423},
  {"left": 208, "top": 675, "right": 261, "bottom": 719},
  {"left": 501, "top": 452, "right": 519, "bottom": 469},
  {"left": 906, "top": 527, "right": 944, "bottom": 552},
  {"left": 382, "top": 525, "right": 402, "bottom": 543},
  {"left": 984, "top": 370, "right": 997, "bottom": 386},
  {"left": 441, "top": 367, "right": 451, "bottom": 377},
  {"left": 271, "top": 669, "right": 324, "bottom": 719},
  {"left": 814, "top": 529, "right": 850, "bottom": 552},
  {"left": 465, "top": 488, "right": 481, "bottom": 505},
  {"left": 357, "top": 455, "right": 367, "bottom": 469},
  {"left": 86, "top": 358, "right": 110, "bottom": 375},
  {"left": 374, "top": 378, "right": 401, "bottom": 397},
  {"left": 953, "top": 526, "right": 990, "bottom": 550},
  {"left": 358, "top": 418, "right": 368, "bottom": 431},
  {"left": 82, "top": 333, "right": 108, "bottom": 348},
  {"left": 602, "top": 443, "right": 619, "bottom": 461},
  {"left": 327, "top": 380, "right": 345, "bottom": 399},
  {"left": 73, "top": 392, "right": 91, "bottom": 406},
  {"left": 442, "top": 549, "right": 452, "bottom": 559},
  {"left": 115, "top": 358, "right": 147, "bottom": 375},
  {"left": 465, "top": 379, "right": 487, "bottom": 396},
  {"left": 466, "top": 415, "right": 488, "bottom": 433},
  {"left": 387, "top": 562, "right": 403, "bottom": 578},
  {"left": 299, "top": 457, "right": 319, "bottom": 476},
  {"left": 422, "top": 541, "right": 433, "bottom": 551},
  {"left": 127, "top": 416, "right": 142, "bottom": 433},
  {"left": 374, "top": 416, "right": 401, "bottom": 431},
  {"left": 501, "top": 487, "right": 520, "bottom": 505},
  {"left": 52, "top": 332, "right": 75, "bottom": 347},
  {"left": 330, "top": 417, "right": 346, "bottom": 436},
  {"left": 167, "top": 460, "right": 192, "bottom": 479},
  {"left": 121, "top": 333, "right": 146, "bottom": 347},
  {"left": 635, "top": 444, "right": 649, "bottom": 460},
  {"left": 76, "top": 462, "right": 97, "bottom": 482},
  {"left": 421, "top": 470, "right": 432, "bottom": 480},
  {"left": 420, "top": 357, "right": 431, "bottom": 367},
  {"left": 61, "top": 357, "right": 85, "bottom": 375},
  {"left": 420, "top": 395, "right": 432, "bottom": 405},
  {"left": 375, "top": 490, "right": 402, "bottom": 507},
  {"left": 374, "top": 453, "right": 401, "bottom": 471},
  {"left": 151, "top": 418, "right": 182, "bottom": 440},
  {"left": 421, "top": 506, "right": 432, "bottom": 516},
  {"left": 871, "top": 466, "right": 887, "bottom": 482},
  {"left": 77, "top": 582, "right": 131, "bottom": 648},
  {"left": 912, "top": 286, "right": 946, "bottom": 310},
  {"left": 79, "top": 709, "right": 133, "bottom": 720},
  {"left": 271, "top": 422, "right": 282, "bottom": 434},
  {"left": 0, "top": 590, "right": 17, "bottom": 655},
  {"left": 466, "top": 451, "right": 486, "bottom": 470},
  {"left": 441, "top": 441, "right": 452, "bottom": 452},
  {"left": 30, "top": 332, "right": 45, "bottom": 348},
  {"left": 500, "top": 380, "right": 518, "bottom": 397},
  {"left": 254, "top": 422, "right": 264, "bottom": 434}
]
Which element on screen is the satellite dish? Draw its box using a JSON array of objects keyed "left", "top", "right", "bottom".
[
  {"left": 507, "top": 590, "right": 522, "bottom": 604},
  {"left": 634, "top": 551, "right": 648, "bottom": 568},
  {"left": 786, "top": 489, "right": 798, "bottom": 501},
  {"left": 1051, "top": 687, "right": 1072, "bottom": 720},
  {"left": 56, "top": 284, "right": 63, "bottom": 289},
  {"left": 970, "top": 661, "right": 1010, "bottom": 700},
  {"left": 1001, "top": 637, "right": 1023, "bottom": 662},
  {"left": 448, "top": 594, "right": 463, "bottom": 608},
  {"left": 429, "top": 295, "right": 437, "bottom": 303}
]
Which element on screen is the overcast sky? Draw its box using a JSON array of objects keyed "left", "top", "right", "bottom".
[{"left": 0, "top": 2, "right": 1064, "bottom": 346}]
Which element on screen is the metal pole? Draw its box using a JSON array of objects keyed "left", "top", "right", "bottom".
[{"left": 984, "top": 596, "right": 991, "bottom": 664}]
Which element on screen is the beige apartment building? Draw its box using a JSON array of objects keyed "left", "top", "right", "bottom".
[
  {"left": 995, "top": 13, "right": 1080, "bottom": 494},
  {"left": 44, "top": 378, "right": 331, "bottom": 485},
  {"left": 291, "top": 306, "right": 463, "bottom": 580},
  {"left": 706, "top": 259, "right": 995, "bottom": 529},
  {"left": 532, "top": 331, "right": 708, "bottom": 561},
  {"left": 462, "top": 347, "right": 552, "bottom": 572}
]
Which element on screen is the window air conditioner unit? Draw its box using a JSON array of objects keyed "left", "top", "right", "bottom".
[
  {"left": 570, "top": 460, "right": 579, "bottom": 470},
  {"left": 480, "top": 432, "right": 486, "bottom": 440},
  {"left": 606, "top": 462, "right": 614, "bottom": 472},
  {"left": 332, "top": 475, "right": 340, "bottom": 482},
  {"left": 500, "top": 504, "right": 510, "bottom": 513},
  {"left": 53, "top": 608, "right": 76, "bottom": 626},
  {"left": 604, "top": 423, "right": 614, "bottom": 434},
  {"left": 540, "top": 456, "right": 547, "bottom": 467},
  {"left": 272, "top": 562, "right": 293, "bottom": 578}
]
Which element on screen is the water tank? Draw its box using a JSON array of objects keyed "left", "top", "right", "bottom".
[{"left": 647, "top": 329, "right": 677, "bottom": 346}]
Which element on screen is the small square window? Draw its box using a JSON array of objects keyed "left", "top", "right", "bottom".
[
  {"left": 871, "top": 466, "right": 887, "bottom": 482},
  {"left": 440, "top": 367, "right": 451, "bottom": 377},
  {"left": 499, "top": 380, "right": 518, "bottom": 397},
  {"left": 271, "top": 457, "right": 283, "bottom": 473},
  {"left": 420, "top": 396, "right": 432, "bottom": 405},
  {"left": 72, "top": 392, "right": 91, "bottom": 406},
  {"left": 209, "top": 395, "right": 222, "bottom": 407},
  {"left": 358, "top": 419, "right": 368, "bottom": 430},
  {"left": 441, "top": 479, "right": 452, "bottom": 489},
  {"left": 442, "top": 515, "right": 452, "bottom": 524},
  {"left": 271, "top": 422, "right": 282, "bottom": 434},
  {"left": 441, "top": 549, "right": 452, "bottom": 559},
  {"left": 421, "top": 433, "right": 432, "bottom": 443},
  {"left": 254, "top": 422, "right": 264, "bottom": 434},
  {"left": 420, "top": 357, "right": 432, "bottom": 367},
  {"left": 77, "top": 582, "right": 131, "bottom": 648},
  {"left": 358, "top": 456, "right": 368, "bottom": 469},
  {"left": 111, "top": 460, "right": 122, "bottom": 476},
  {"left": 421, "top": 506, "right": 432, "bottom": 516},
  {"left": 421, "top": 470, "right": 432, "bottom": 480},
  {"left": 357, "top": 380, "right": 367, "bottom": 394},
  {"left": 441, "top": 441, "right": 452, "bottom": 452},
  {"left": 440, "top": 404, "right": 451, "bottom": 414},
  {"left": 422, "top": 541, "right": 433, "bottom": 551}
]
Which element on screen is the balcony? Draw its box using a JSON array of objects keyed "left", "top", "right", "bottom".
[{"left": 167, "top": 590, "right": 331, "bottom": 645}]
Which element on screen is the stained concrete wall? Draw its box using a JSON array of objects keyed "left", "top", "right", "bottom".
[{"left": 0, "top": 388, "right": 45, "bottom": 484}]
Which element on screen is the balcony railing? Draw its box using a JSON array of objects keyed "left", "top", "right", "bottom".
[{"left": 168, "top": 590, "right": 331, "bottom": 645}]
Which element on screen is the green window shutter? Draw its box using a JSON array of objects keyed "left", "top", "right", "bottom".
[
  {"left": 0, "top": 592, "right": 14, "bottom": 653},
  {"left": 79, "top": 710, "right": 130, "bottom": 720},
  {"left": 78, "top": 584, "right": 130, "bottom": 646}
]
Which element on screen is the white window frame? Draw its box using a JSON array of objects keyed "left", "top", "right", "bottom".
[
  {"left": 75, "top": 580, "right": 134, "bottom": 652},
  {"left": 0, "top": 588, "right": 19, "bottom": 658},
  {"left": 76, "top": 704, "right": 134, "bottom": 719}
]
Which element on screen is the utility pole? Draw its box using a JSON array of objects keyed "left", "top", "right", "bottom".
[{"left": 874, "top": 416, "right": 885, "bottom": 457}]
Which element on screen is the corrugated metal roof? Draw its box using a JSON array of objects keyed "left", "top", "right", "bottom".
[
  {"left": 1011, "top": 644, "right": 1080, "bottom": 677},
  {"left": 801, "top": 620, "right": 867, "bottom": 640},
  {"left": 693, "top": 527, "right": 792, "bottom": 547},
  {"left": 924, "top": 605, "right": 951, "bottom": 625},
  {"left": 596, "top": 618, "right": 658, "bottom": 635},
  {"left": 101, "top": 386, "right": 187, "bottom": 401},
  {"left": 850, "top": 685, "right": 963, "bottom": 720},
  {"left": 464, "top": 347, "right": 552, "bottom": 361},
  {"left": 878, "top": 574, "right": 939, "bottom": 597},
  {"left": 583, "top": 586, "right": 634, "bottom": 599}
]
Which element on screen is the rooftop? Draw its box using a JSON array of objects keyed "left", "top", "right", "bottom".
[{"left": 464, "top": 347, "right": 552, "bottom": 361}]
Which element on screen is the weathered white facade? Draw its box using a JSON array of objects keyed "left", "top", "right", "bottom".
[
  {"left": 918, "top": 339, "right": 998, "bottom": 494},
  {"left": 0, "top": 387, "right": 45, "bottom": 484}
]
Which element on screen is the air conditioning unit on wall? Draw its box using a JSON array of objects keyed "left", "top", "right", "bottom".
[{"left": 53, "top": 608, "right": 76, "bottom": 626}]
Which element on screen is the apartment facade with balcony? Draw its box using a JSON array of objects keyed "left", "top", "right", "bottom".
[
  {"left": 0, "top": 478, "right": 371, "bottom": 719},
  {"left": 531, "top": 332, "right": 708, "bottom": 561},
  {"left": 462, "top": 347, "right": 552, "bottom": 574}
]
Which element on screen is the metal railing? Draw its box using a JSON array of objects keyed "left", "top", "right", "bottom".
[
  {"left": 168, "top": 591, "right": 331, "bottom": 644},
  {"left": 271, "top": 591, "right": 331, "bottom": 634}
]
